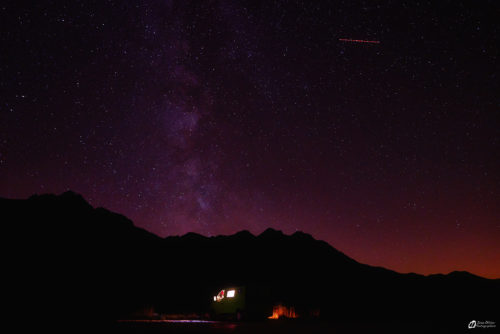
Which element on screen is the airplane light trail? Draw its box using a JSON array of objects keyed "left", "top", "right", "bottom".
[{"left": 339, "top": 38, "right": 380, "bottom": 44}]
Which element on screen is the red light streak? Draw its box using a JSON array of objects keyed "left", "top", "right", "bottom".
[{"left": 339, "top": 38, "right": 380, "bottom": 44}]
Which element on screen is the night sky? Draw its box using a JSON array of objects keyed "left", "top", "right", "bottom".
[{"left": 1, "top": 1, "right": 499, "bottom": 278}]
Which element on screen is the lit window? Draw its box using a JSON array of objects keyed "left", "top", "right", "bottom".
[
  {"left": 213, "top": 296, "right": 216, "bottom": 301},
  {"left": 216, "top": 290, "right": 225, "bottom": 302},
  {"left": 227, "top": 290, "right": 235, "bottom": 298}
]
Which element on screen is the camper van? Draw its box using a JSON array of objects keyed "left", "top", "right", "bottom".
[
  {"left": 210, "top": 285, "right": 278, "bottom": 320},
  {"left": 210, "top": 286, "right": 246, "bottom": 320}
]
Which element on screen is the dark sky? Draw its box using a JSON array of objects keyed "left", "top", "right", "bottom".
[{"left": 1, "top": 1, "right": 499, "bottom": 278}]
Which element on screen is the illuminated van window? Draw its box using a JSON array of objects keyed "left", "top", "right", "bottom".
[
  {"left": 227, "top": 290, "right": 235, "bottom": 298},
  {"left": 216, "top": 290, "right": 225, "bottom": 302}
]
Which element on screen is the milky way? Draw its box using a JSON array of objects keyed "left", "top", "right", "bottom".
[{"left": 1, "top": 1, "right": 499, "bottom": 278}]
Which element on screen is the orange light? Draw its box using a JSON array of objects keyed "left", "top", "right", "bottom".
[{"left": 268, "top": 305, "right": 298, "bottom": 319}]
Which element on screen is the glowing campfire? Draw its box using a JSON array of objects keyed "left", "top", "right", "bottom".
[{"left": 268, "top": 304, "right": 297, "bottom": 319}]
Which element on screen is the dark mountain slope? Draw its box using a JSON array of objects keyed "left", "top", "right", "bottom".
[{"left": 1, "top": 192, "right": 498, "bottom": 326}]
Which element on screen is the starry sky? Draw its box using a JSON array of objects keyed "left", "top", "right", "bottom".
[{"left": 1, "top": 1, "right": 499, "bottom": 278}]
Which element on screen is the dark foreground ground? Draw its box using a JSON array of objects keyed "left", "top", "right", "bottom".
[{"left": 111, "top": 319, "right": 481, "bottom": 334}]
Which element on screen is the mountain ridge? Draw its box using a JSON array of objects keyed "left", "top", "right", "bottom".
[
  {"left": 1, "top": 191, "right": 498, "bottom": 324},
  {"left": 2, "top": 191, "right": 496, "bottom": 279}
]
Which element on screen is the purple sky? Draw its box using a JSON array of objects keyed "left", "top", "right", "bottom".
[{"left": 1, "top": 1, "right": 499, "bottom": 278}]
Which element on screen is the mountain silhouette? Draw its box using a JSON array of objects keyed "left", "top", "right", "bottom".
[{"left": 2, "top": 192, "right": 498, "bottom": 327}]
